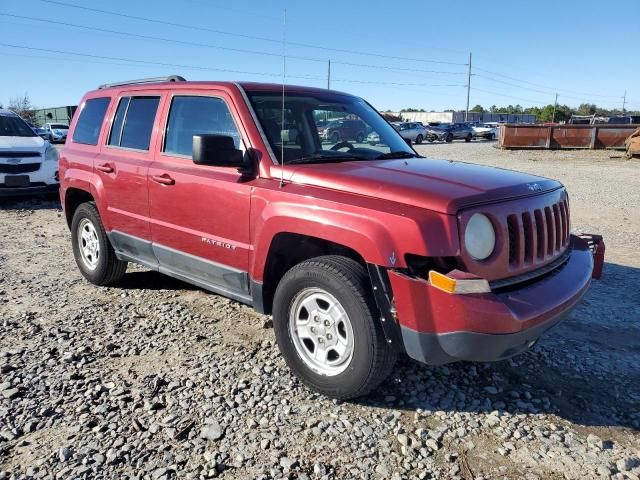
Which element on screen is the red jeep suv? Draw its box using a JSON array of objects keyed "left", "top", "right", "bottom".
[{"left": 60, "top": 76, "right": 601, "bottom": 399}]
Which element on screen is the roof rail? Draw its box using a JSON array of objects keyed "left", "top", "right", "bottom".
[{"left": 98, "top": 75, "right": 186, "bottom": 89}]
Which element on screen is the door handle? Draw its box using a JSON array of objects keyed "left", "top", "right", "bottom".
[
  {"left": 151, "top": 174, "right": 175, "bottom": 186},
  {"left": 97, "top": 163, "right": 114, "bottom": 173}
]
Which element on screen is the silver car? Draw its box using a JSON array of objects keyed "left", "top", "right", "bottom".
[
  {"left": 396, "top": 122, "right": 426, "bottom": 144},
  {"left": 42, "top": 123, "right": 69, "bottom": 143}
]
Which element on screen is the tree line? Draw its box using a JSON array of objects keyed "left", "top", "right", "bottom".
[
  {"left": 470, "top": 103, "right": 638, "bottom": 122},
  {"left": 395, "top": 104, "right": 639, "bottom": 123}
]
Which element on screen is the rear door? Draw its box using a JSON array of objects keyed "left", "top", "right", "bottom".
[
  {"left": 97, "top": 93, "right": 162, "bottom": 267},
  {"left": 147, "top": 91, "right": 253, "bottom": 303}
]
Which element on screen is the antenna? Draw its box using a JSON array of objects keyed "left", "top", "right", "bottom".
[{"left": 280, "top": 8, "right": 287, "bottom": 188}]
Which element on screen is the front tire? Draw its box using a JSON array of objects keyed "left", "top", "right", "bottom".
[
  {"left": 272, "top": 256, "right": 396, "bottom": 400},
  {"left": 446, "top": 133, "right": 453, "bottom": 143},
  {"left": 465, "top": 134, "right": 472, "bottom": 142},
  {"left": 415, "top": 134, "right": 423, "bottom": 144},
  {"left": 71, "top": 202, "right": 127, "bottom": 286}
]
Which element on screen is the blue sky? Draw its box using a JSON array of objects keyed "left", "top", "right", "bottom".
[{"left": 1, "top": 0, "right": 638, "bottom": 113}]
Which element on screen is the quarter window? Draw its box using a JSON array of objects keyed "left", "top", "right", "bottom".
[
  {"left": 72, "top": 97, "right": 110, "bottom": 145},
  {"left": 164, "top": 96, "right": 241, "bottom": 157}
]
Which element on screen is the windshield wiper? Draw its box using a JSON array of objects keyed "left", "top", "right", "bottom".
[
  {"left": 374, "top": 151, "right": 421, "bottom": 160},
  {"left": 287, "top": 154, "right": 369, "bottom": 165}
]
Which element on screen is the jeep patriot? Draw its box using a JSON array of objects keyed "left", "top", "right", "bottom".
[{"left": 60, "top": 76, "right": 602, "bottom": 399}]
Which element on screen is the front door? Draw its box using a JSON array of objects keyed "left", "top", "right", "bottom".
[{"left": 147, "top": 93, "right": 253, "bottom": 303}]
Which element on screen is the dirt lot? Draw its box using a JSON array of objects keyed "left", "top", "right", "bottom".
[{"left": 0, "top": 142, "right": 639, "bottom": 479}]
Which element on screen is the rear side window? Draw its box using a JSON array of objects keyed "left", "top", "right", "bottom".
[
  {"left": 108, "top": 97, "right": 129, "bottom": 146},
  {"left": 164, "top": 96, "right": 240, "bottom": 157},
  {"left": 108, "top": 96, "right": 160, "bottom": 151},
  {"left": 72, "top": 97, "right": 110, "bottom": 145}
]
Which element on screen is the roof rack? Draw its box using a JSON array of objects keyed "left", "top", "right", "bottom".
[{"left": 98, "top": 75, "right": 186, "bottom": 89}]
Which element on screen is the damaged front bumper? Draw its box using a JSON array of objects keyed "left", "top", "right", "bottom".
[{"left": 386, "top": 234, "right": 602, "bottom": 365}]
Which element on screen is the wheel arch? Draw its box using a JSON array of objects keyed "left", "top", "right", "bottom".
[
  {"left": 64, "top": 187, "right": 96, "bottom": 228},
  {"left": 254, "top": 232, "right": 367, "bottom": 315}
]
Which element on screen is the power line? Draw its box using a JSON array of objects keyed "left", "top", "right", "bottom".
[
  {"left": 1, "top": 13, "right": 467, "bottom": 78},
  {"left": 0, "top": 42, "right": 320, "bottom": 80},
  {"left": 473, "top": 65, "right": 624, "bottom": 100},
  {"left": 0, "top": 13, "right": 320, "bottom": 63},
  {"left": 0, "top": 42, "right": 466, "bottom": 89},
  {"left": 33, "top": 0, "right": 468, "bottom": 66},
  {"left": 472, "top": 73, "right": 623, "bottom": 106},
  {"left": 471, "top": 87, "right": 549, "bottom": 106}
]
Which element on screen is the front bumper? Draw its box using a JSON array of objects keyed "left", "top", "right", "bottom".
[{"left": 388, "top": 235, "right": 595, "bottom": 365}]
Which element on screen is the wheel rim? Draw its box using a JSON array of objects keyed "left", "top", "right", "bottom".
[
  {"left": 289, "top": 287, "right": 354, "bottom": 376},
  {"left": 78, "top": 218, "right": 100, "bottom": 270}
]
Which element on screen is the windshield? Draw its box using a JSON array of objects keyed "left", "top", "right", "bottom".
[
  {"left": 246, "top": 91, "right": 416, "bottom": 165},
  {"left": 51, "top": 124, "right": 68, "bottom": 130},
  {"left": 0, "top": 115, "right": 37, "bottom": 137}
]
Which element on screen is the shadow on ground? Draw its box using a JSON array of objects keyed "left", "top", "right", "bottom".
[
  {"left": 0, "top": 194, "right": 60, "bottom": 211},
  {"left": 114, "top": 270, "right": 200, "bottom": 292}
]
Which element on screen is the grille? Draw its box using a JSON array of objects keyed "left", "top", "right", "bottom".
[
  {"left": 0, "top": 151, "right": 41, "bottom": 158},
  {"left": 0, "top": 163, "right": 41, "bottom": 174},
  {"left": 507, "top": 197, "right": 570, "bottom": 269}
]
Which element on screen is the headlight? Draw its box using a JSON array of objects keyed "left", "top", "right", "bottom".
[
  {"left": 45, "top": 145, "right": 59, "bottom": 162},
  {"left": 464, "top": 213, "right": 496, "bottom": 260}
]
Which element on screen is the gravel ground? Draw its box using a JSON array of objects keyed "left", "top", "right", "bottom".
[{"left": 0, "top": 142, "right": 639, "bottom": 480}]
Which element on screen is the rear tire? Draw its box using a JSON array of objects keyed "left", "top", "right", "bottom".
[
  {"left": 356, "top": 132, "right": 365, "bottom": 143},
  {"left": 446, "top": 133, "right": 453, "bottom": 143},
  {"left": 465, "top": 134, "right": 472, "bottom": 142},
  {"left": 71, "top": 202, "right": 127, "bottom": 286},
  {"left": 330, "top": 132, "right": 340, "bottom": 143},
  {"left": 415, "top": 134, "right": 423, "bottom": 144},
  {"left": 272, "top": 256, "right": 396, "bottom": 400},
  {"left": 488, "top": 133, "right": 495, "bottom": 141}
]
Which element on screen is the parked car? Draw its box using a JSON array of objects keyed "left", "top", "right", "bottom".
[
  {"left": 60, "top": 77, "right": 601, "bottom": 400},
  {"left": 426, "top": 122, "right": 474, "bottom": 142},
  {"left": 366, "top": 131, "right": 382, "bottom": 146},
  {"left": 470, "top": 122, "right": 498, "bottom": 140},
  {"left": 397, "top": 122, "right": 426, "bottom": 144},
  {"left": 318, "top": 118, "right": 367, "bottom": 143},
  {"left": 0, "top": 109, "right": 59, "bottom": 196},
  {"left": 43, "top": 122, "right": 69, "bottom": 143}
]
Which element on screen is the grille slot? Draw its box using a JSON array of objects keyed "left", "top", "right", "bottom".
[
  {"left": 0, "top": 151, "right": 41, "bottom": 158},
  {"left": 0, "top": 163, "right": 41, "bottom": 174},
  {"left": 507, "top": 198, "right": 569, "bottom": 270}
]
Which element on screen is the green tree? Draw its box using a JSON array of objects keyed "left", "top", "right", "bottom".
[
  {"left": 470, "top": 104, "right": 485, "bottom": 113},
  {"left": 576, "top": 103, "right": 597, "bottom": 116}
]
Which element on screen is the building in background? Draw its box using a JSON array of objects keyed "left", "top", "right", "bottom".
[
  {"left": 33, "top": 106, "right": 77, "bottom": 126},
  {"left": 391, "top": 111, "right": 536, "bottom": 124}
]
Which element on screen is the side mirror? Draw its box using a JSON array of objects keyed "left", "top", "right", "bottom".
[{"left": 192, "top": 134, "right": 245, "bottom": 167}]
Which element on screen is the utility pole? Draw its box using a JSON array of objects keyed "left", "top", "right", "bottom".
[
  {"left": 622, "top": 90, "right": 626, "bottom": 114},
  {"left": 327, "top": 59, "right": 331, "bottom": 90},
  {"left": 552, "top": 93, "right": 558, "bottom": 123},
  {"left": 465, "top": 52, "right": 472, "bottom": 122}
]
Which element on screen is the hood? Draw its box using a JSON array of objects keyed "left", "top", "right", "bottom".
[
  {"left": 0, "top": 135, "right": 45, "bottom": 150},
  {"left": 288, "top": 157, "right": 561, "bottom": 214}
]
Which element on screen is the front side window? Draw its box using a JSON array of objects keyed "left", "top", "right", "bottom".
[
  {"left": 72, "top": 97, "right": 110, "bottom": 145},
  {"left": 247, "top": 91, "right": 416, "bottom": 165},
  {"left": 164, "top": 96, "right": 241, "bottom": 157}
]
